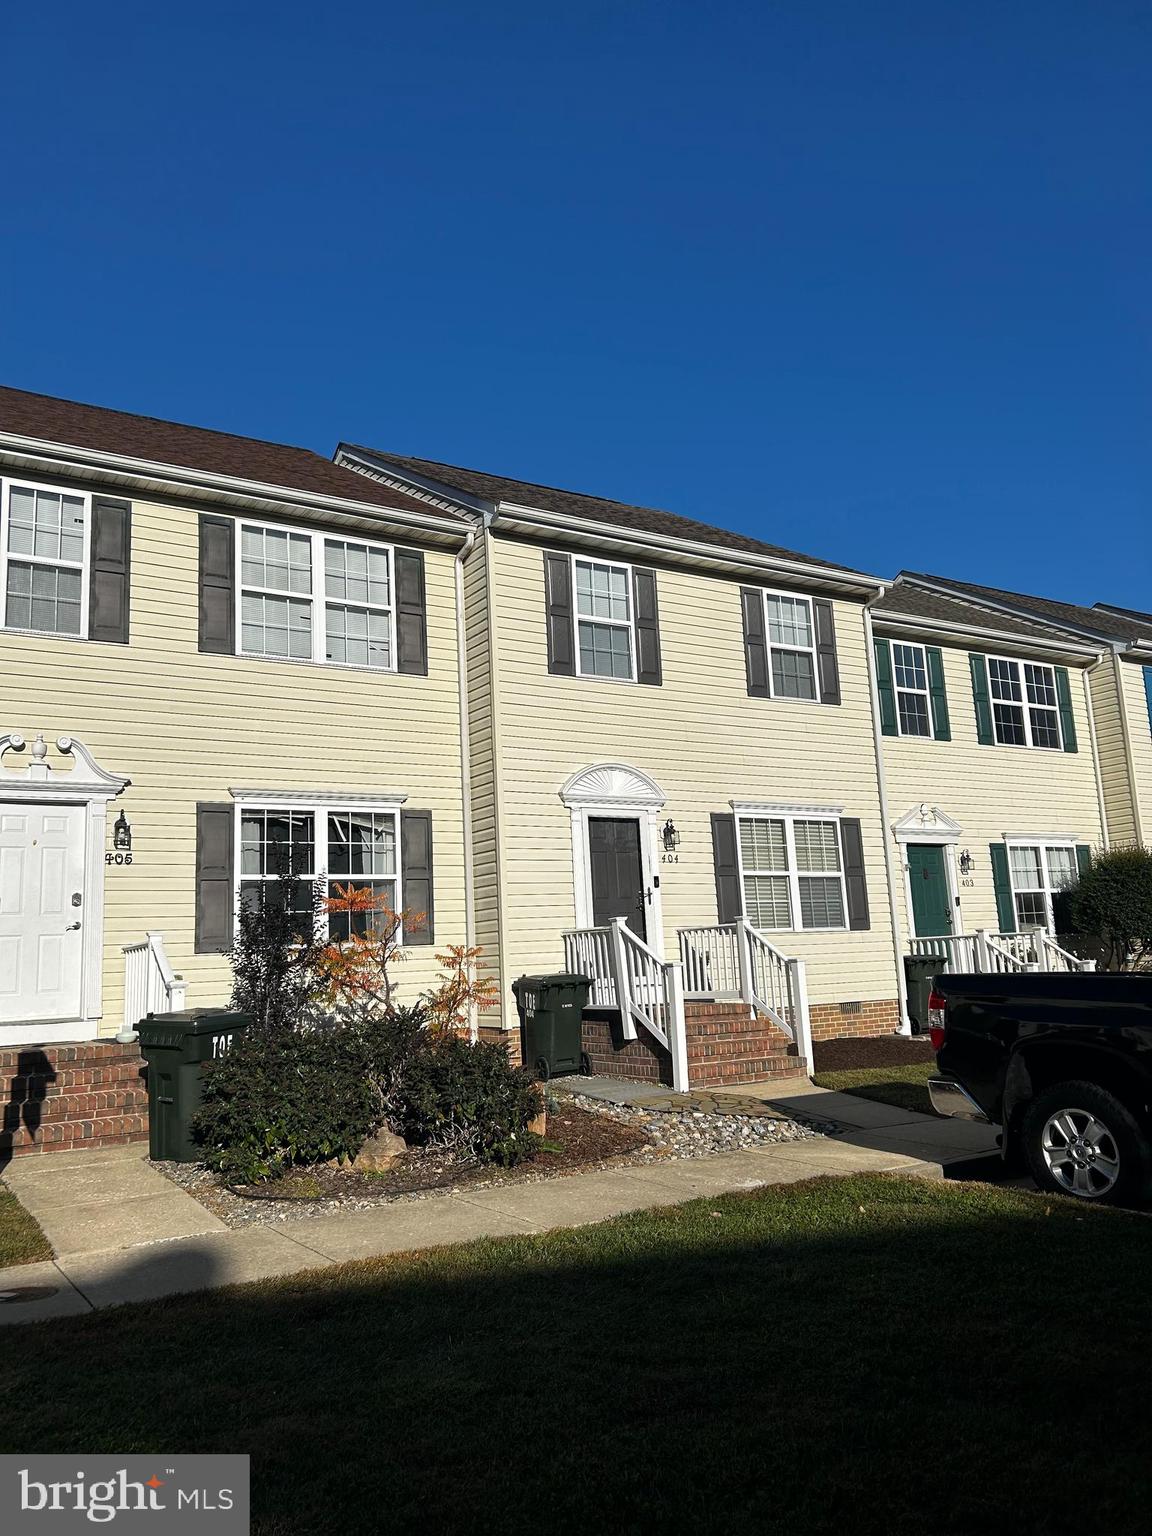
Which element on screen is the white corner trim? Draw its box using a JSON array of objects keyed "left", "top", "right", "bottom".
[
  {"left": 560, "top": 763, "right": 667, "bottom": 810},
  {"left": 730, "top": 800, "right": 845, "bottom": 818},
  {"left": 229, "top": 788, "right": 409, "bottom": 807},
  {"left": 892, "top": 804, "right": 963, "bottom": 843}
]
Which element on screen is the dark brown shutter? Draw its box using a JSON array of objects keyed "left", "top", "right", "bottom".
[
  {"left": 840, "top": 818, "right": 870, "bottom": 931},
  {"left": 395, "top": 549, "right": 428, "bottom": 675},
  {"left": 89, "top": 496, "right": 131, "bottom": 644},
  {"left": 544, "top": 552, "right": 575, "bottom": 675},
  {"left": 401, "top": 809, "right": 434, "bottom": 944},
  {"left": 711, "top": 813, "right": 742, "bottom": 922},
  {"left": 1055, "top": 666, "right": 1078, "bottom": 752},
  {"left": 632, "top": 567, "right": 662, "bottom": 686},
  {"left": 812, "top": 598, "right": 841, "bottom": 705},
  {"left": 740, "top": 588, "right": 769, "bottom": 697},
  {"left": 198, "top": 515, "right": 235, "bottom": 654},
  {"left": 195, "top": 804, "right": 234, "bottom": 953}
]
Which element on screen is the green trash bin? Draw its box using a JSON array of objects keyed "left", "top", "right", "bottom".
[
  {"left": 137, "top": 1009, "right": 250, "bottom": 1162},
  {"left": 903, "top": 955, "right": 941, "bottom": 1035},
  {"left": 513, "top": 973, "right": 592, "bottom": 1081}
]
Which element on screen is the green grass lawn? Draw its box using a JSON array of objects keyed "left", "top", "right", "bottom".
[
  {"left": 2, "top": 1175, "right": 1151, "bottom": 1534},
  {"left": 813, "top": 1061, "right": 936, "bottom": 1113},
  {"left": 0, "top": 1184, "right": 52, "bottom": 1267}
]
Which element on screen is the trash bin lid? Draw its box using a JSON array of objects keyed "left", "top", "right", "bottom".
[{"left": 141, "top": 1008, "right": 250, "bottom": 1034}]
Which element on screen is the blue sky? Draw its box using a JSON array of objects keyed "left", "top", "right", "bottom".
[{"left": 2, "top": 2, "right": 1148, "bottom": 600}]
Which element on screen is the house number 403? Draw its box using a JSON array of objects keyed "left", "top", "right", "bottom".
[{"left": 105, "top": 851, "right": 134, "bottom": 866}]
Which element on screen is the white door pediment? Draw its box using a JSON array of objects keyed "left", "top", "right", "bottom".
[{"left": 893, "top": 803, "right": 963, "bottom": 843}]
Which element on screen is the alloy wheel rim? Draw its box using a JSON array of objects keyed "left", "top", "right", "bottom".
[{"left": 1040, "top": 1108, "right": 1121, "bottom": 1198}]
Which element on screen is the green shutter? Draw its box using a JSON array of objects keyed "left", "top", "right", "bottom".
[
  {"left": 989, "top": 843, "right": 1015, "bottom": 932},
  {"left": 970, "top": 654, "right": 994, "bottom": 745},
  {"left": 1075, "top": 844, "right": 1092, "bottom": 879},
  {"left": 1054, "top": 666, "right": 1077, "bottom": 752},
  {"left": 873, "top": 637, "right": 898, "bottom": 736},
  {"left": 926, "top": 646, "right": 951, "bottom": 741}
]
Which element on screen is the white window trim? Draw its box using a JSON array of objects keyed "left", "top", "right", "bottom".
[
  {"left": 987, "top": 654, "right": 1063, "bottom": 751},
  {"left": 570, "top": 552, "right": 637, "bottom": 684},
  {"left": 889, "top": 639, "right": 932, "bottom": 738},
  {"left": 761, "top": 588, "right": 820, "bottom": 703},
  {"left": 236, "top": 516, "right": 398, "bottom": 673},
  {"left": 1004, "top": 838, "right": 1078, "bottom": 935},
  {"left": 0, "top": 476, "right": 93, "bottom": 640},
  {"left": 734, "top": 810, "right": 849, "bottom": 933},
  {"left": 232, "top": 798, "right": 405, "bottom": 944}
]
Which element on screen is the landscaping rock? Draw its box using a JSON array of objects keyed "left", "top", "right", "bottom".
[{"left": 347, "top": 1130, "right": 408, "bottom": 1173}]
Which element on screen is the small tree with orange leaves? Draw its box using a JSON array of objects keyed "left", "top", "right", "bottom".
[
  {"left": 313, "top": 884, "right": 420, "bottom": 1016},
  {"left": 424, "top": 945, "right": 500, "bottom": 1037}
]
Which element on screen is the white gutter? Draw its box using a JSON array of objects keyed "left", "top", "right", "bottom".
[
  {"left": 454, "top": 525, "right": 479, "bottom": 1040},
  {"left": 492, "top": 502, "right": 885, "bottom": 596},
  {"left": 1082, "top": 658, "right": 1111, "bottom": 852},
  {"left": 863, "top": 595, "right": 912, "bottom": 1035},
  {"left": 873, "top": 609, "right": 1100, "bottom": 663},
  {"left": 0, "top": 431, "right": 469, "bottom": 541},
  {"left": 1113, "top": 646, "right": 1147, "bottom": 848}
]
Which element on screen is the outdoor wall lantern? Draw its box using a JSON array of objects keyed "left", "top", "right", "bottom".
[
  {"left": 113, "top": 811, "right": 133, "bottom": 851},
  {"left": 958, "top": 848, "right": 973, "bottom": 876},
  {"left": 661, "top": 819, "right": 681, "bottom": 852}
]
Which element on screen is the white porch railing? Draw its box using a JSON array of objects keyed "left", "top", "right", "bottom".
[
  {"left": 122, "top": 933, "right": 188, "bottom": 1034},
  {"left": 563, "top": 920, "right": 690, "bottom": 1091},
  {"left": 680, "top": 920, "right": 811, "bottom": 1067},
  {"left": 908, "top": 927, "right": 1095, "bottom": 975}
]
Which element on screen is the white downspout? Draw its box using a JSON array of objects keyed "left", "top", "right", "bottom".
[
  {"left": 1082, "top": 656, "right": 1110, "bottom": 852},
  {"left": 863, "top": 597, "right": 912, "bottom": 1035},
  {"left": 1113, "top": 645, "right": 1146, "bottom": 849},
  {"left": 454, "top": 526, "right": 479, "bottom": 1039}
]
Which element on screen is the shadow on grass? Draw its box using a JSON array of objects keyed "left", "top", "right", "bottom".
[{"left": 0, "top": 1175, "right": 1149, "bottom": 1535}]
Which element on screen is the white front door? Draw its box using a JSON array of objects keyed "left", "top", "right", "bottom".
[{"left": 0, "top": 803, "right": 86, "bottom": 1023}]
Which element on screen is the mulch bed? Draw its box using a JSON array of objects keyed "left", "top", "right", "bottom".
[
  {"left": 812, "top": 1034, "right": 935, "bottom": 1073},
  {"left": 159, "top": 1102, "right": 655, "bottom": 1227}
]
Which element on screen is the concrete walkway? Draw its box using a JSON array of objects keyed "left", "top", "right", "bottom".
[{"left": 0, "top": 1085, "right": 998, "bottom": 1326}]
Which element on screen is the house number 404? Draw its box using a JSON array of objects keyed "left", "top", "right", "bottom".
[{"left": 661, "top": 853, "right": 679, "bottom": 864}]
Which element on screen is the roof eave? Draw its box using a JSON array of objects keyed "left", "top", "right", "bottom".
[
  {"left": 0, "top": 432, "right": 470, "bottom": 546},
  {"left": 870, "top": 605, "right": 1102, "bottom": 663},
  {"left": 492, "top": 502, "right": 885, "bottom": 596},
  {"left": 897, "top": 573, "right": 1147, "bottom": 648}
]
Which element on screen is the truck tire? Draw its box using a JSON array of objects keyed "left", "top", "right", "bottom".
[{"left": 1022, "top": 1081, "right": 1152, "bottom": 1206}]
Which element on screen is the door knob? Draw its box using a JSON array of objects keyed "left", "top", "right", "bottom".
[{"left": 66, "top": 921, "right": 82, "bottom": 931}]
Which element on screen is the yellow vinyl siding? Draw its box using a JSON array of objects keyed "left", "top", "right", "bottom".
[
  {"left": 462, "top": 530, "right": 503, "bottom": 1011},
  {"left": 0, "top": 497, "right": 467, "bottom": 1034},
  {"left": 1118, "top": 656, "right": 1152, "bottom": 845},
  {"left": 483, "top": 534, "right": 897, "bottom": 1024},
  {"left": 1089, "top": 660, "right": 1138, "bottom": 848},
  {"left": 881, "top": 642, "right": 1104, "bottom": 937}
]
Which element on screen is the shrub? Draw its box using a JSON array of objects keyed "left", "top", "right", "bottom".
[
  {"left": 1066, "top": 847, "right": 1152, "bottom": 972},
  {"left": 194, "top": 1020, "right": 380, "bottom": 1184},
  {"left": 229, "top": 873, "right": 327, "bottom": 1033},
  {"left": 395, "top": 1034, "right": 544, "bottom": 1167}
]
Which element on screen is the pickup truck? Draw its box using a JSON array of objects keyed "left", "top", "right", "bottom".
[{"left": 926, "top": 972, "right": 1152, "bottom": 1205}]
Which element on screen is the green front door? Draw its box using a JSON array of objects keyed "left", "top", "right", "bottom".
[{"left": 908, "top": 844, "right": 953, "bottom": 937}]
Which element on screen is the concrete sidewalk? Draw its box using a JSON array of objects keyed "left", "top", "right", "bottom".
[{"left": 0, "top": 1086, "right": 997, "bottom": 1325}]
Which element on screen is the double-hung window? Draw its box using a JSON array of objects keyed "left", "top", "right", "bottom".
[
  {"left": 891, "top": 642, "right": 931, "bottom": 736},
  {"left": 238, "top": 802, "right": 401, "bottom": 940},
  {"left": 737, "top": 814, "right": 847, "bottom": 930},
  {"left": 763, "top": 592, "right": 818, "bottom": 700},
  {"left": 988, "top": 657, "right": 1062, "bottom": 749},
  {"left": 1007, "top": 843, "right": 1078, "bottom": 933},
  {"left": 238, "top": 520, "right": 395, "bottom": 670},
  {"left": 574, "top": 557, "right": 634, "bottom": 680},
  {"left": 0, "top": 478, "right": 90, "bottom": 637}
]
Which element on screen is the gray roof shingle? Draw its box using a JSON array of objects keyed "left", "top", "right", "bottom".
[
  {"left": 901, "top": 572, "right": 1151, "bottom": 644},
  {"left": 344, "top": 448, "right": 868, "bottom": 574},
  {"left": 872, "top": 582, "right": 1076, "bottom": 641},
  {"left": 0, "top": 386, "right": 460, "bottom": 520}
]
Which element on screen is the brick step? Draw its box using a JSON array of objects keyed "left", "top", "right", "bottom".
[
  {"left": 686, "top": 1016, "right": 795, "bottom": 1042},
  {"left": 687, "top": 1039, "right": 800, "bottom": 1063},
  {"left": 690, "top": 1060, "right": 811, "bottom": 1086},
  {"left": 684, "top": 1002, "right": 756, "bottom": 1019}
]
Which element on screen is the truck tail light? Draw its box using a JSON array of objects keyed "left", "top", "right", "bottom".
[{"left": 928, "top": 989, "right": 947, "bottom": 1051}]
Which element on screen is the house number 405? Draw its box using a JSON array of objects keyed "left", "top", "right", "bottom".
[{"left": 105, "top": 852, "right": 134, "bottom": 866}]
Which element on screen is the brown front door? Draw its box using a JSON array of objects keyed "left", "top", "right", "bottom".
[{"left": 588, "top": 817, "right": 647, "bottom": 942}]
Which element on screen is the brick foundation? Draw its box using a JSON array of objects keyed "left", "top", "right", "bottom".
[
  {"left": 808, "top": 998, "right": 902, "bottom": 1041},
  {"left": 581, "top": 1013, "right": 673, "bottom": 1086},
  {"left": 0, "top": 1042, "right": 149, "bottom": 1160}
]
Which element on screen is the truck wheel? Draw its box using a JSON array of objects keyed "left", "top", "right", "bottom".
[{"left": 1022, "top": 1081, "right": 1152, "bottom": 1206}]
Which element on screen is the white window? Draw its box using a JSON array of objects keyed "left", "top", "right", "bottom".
[
  {"left": 988, "top": 657, "right": 1062, "bottom": 749},
  {"left": 891, "top": 641, "right": 931, "bottom": 737},
  {"left": 237, "top": 802, "right": 402, "bottom": 941},
  {"left": 1007, "top": 842, "right": 1078, "bottom": 933},
  {"left": 0, "top": 478, "right": 91, "bottom": 637},
  {"left": 737, "top": 814, "right": 847, "bottom": 931},
  {"left": 238, "top": 519, "right": 395, "bottom": 670},
  {"left": 763, "top": 591, "right": 818, "bottom": 700},
  {"left": 573, "top": 557, "right": 634, "bottom": 680}
]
